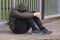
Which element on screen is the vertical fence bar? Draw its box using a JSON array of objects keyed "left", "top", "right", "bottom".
[
  {"left": 0, "top": 0, "right": 40, "bottom": 20},
  {"left": 58, "top": 0, "right": 60, "bottom": 14},
  {"left": 1, "top": 0, "right": 3, "bottom": 19},
  {"left": 28, "top": 0, "right": 30, "bottom": 11},
  {"left": 8, "top": 0, "right": 9, "bottom": 19},
  {"left": 31, "top": 0, "right": 33, "bottom": 11},
  {"left": 3, "top": 0, "right": 6, "bottom": 19},
  {"left": 0, "top": 0, "right": 1, "bottom": 19},
  {"left": 18, "top": 0, "right": 20, "bottom": 4},
  {"left": 15, "top": 0, "right": 19, "bottom": 6},
  {"left": 8, "top": 0, "right": 12, "bottom": 11},
  {"left": 29, "top": 0, "right": 31, "bottom": 11},
  {"left": 40, "top": 0, "right": 42, "bottom": 13},
  {"left": 25, "top": 0, "right": 27, "bottom": 3},
  {"left": 8, "top": 0, "right": 12, "bottom": 19},
  {"left": 40, "top": 0, "right": 42, "bottom": 20},
  {"left": 34, "top": 0, "right": 35, "bottom": 11},
  {"left": 31, "top": 0, "right": 32, "bottom": 11},
  {"left": 24, "top": 0, "right": 26, "bottom": 3},
  {"left": 8, "top": 0, "right": 9, "bottom": 11},
  {"left": 32, "top": 0, "right": 33, "bottom": 11},
  {"left": 17, "top": 0, "right": 19, "bottom": 5},
  {"left": 37, "top": 0, "right": 40, "bottom": 11},
  {"left": 23, "top": 0, "right": 24, "bottom": 3},
  {"left": 2, "top": 0, "right": 5, "bottom": 20},
  {"left": 41, "top": 0, "right": 45, "bottom": 19},
  {"left": 36, "top": 0, "right": 37, "bottom": 11},
  {"left": 4, "top": 0, "right": 7, "bottom": 19},
  {"left": 8, "top": 0, "right": 10, "bottom": 11},
  {"left": 11, "top": 0, "right": 15, "bottom": 9},
  {"left": 5, "top": 0, "right": 8, "bottom": 20},
  {"left": 33, "top": 0, "right": 34, "bottom": 11}
]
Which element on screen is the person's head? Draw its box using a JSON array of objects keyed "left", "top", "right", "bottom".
[{"left": 17, "top": 3, "right": 28, "bottom": 12}]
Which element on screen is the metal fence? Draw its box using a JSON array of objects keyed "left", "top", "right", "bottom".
[{"left": 0, "top": 0, "right": 40, "bottom": 20}]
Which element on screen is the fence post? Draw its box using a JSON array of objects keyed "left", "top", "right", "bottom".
[
  {"left": 58, "top": 0, "right": 60, "bottom": 14},
  {"left": 40, "top": 0, "right": 44, "bottom": 20}
]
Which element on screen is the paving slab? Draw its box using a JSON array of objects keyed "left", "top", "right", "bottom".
[{"left": 0, "top": 19, "right": 60, "bottom": 40}]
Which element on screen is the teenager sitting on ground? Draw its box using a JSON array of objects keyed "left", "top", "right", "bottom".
[{"left": 10, "top": 3, "right": 52, "bottom": 34}]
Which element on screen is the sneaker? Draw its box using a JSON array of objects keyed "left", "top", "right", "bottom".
[
  {"left": 32, "top": 29, "right": 43, "bottom": 35},
  {"left": 41, "top": 29, "right": 52, "bottom": 35}
]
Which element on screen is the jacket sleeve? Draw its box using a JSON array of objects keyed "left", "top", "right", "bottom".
[{"left": 11, "top": 9, "right": 34, "bottom": 18}]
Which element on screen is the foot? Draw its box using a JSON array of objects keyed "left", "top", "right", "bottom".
[
  {"left": 41, "top": 29, "right": 52, "bottom": 35},
  {"left": 32, "top": 29, "right": 43, "bottom": 35}
]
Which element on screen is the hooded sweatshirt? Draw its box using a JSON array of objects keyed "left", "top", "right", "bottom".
[{"left": 10, "top": 3, "right": 35, "bottom": 19}]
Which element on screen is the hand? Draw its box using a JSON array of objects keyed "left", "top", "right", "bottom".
[{"left": 34, "top": 12, "right": 41, "bottom": 18}]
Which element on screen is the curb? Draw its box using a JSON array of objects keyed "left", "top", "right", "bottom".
[{"left": 0, "top": 21, "right": 8, "bottom": 27}]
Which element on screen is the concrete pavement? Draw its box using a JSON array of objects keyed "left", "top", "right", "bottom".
[{"left": 0, "top": 19, "right": 60, "bottom": 40}]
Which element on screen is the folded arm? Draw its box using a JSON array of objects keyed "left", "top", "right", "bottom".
[{"left": 11, "top": 9, "right": 34, "bottom": 19}]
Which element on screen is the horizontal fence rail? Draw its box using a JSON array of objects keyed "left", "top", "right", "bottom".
[{"left": 0, "top": 0, "right": 40, "bottom": 20}]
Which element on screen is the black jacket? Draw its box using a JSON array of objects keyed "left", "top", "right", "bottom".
[{"left": 9, "top": 3, "right": 35, "bottom": 30}]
